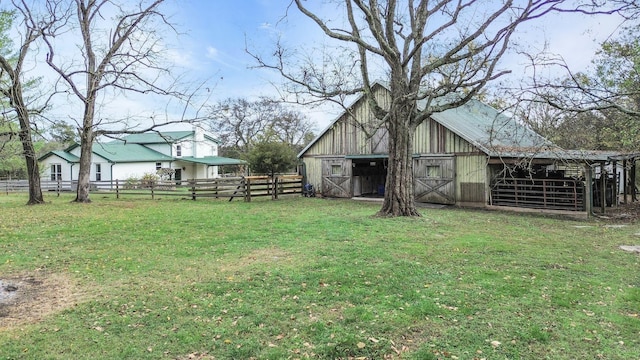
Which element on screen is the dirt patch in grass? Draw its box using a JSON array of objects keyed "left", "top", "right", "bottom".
[
  {"left": 0, "top": 270, "right": 85, "bottom": 331},
  {"left": 598, "top": 201, "right": 640, "bottom": 222}
]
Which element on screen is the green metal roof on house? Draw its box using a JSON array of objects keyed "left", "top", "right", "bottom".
[
  {"left": 38, "top": 150, "right": 80, "bottom": 162},
  {"left": 178, "top": 156, "right": 247, "bottom": 166},
  {"left": 92, "top": 142, "right": 174, "bottom": 163},
  {"left": 119, "top": 131, "right": 194, "bottom": 144},
  {"left": 118, "top": 131, "right": 221, "bottom": 145}
]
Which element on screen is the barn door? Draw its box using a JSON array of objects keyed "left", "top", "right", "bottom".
[
  {"left": 322, "top": 158, "right": 352, "bottom": 198},
  {"left": 414, "top": 156, "right": 456, "bottom": 205}
]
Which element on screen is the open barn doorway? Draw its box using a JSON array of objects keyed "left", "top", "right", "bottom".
[{"left": 350, "top": 157, "right": 387, "bottom": 198}]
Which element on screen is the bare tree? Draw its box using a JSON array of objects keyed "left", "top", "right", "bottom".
[
  {"left": 251, "top": 1, "right": 633, "bottom": 217},
  {"left": 0, "top": 2, "right": 62, "bottom": 205},
  {"left": 515, "top": 17, "right": 640, "bottom": 151},
  {"left": 38, "top": 0, "right": 204, "bottom": 203},
  {"left": 210, "top": 97, "right": 315, "bottom": 156}
]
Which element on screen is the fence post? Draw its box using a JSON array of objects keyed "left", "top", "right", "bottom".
[
  {"left": 57, "top": 180, "right": 61, "bottom": 197},
  {"left": 240, "top": 178, "right": 247, "bottom": 202},
  {"left": 191, "top": 180, "right": 196, "bottom": 200},
  {"left": 116, "top": 179, "right": 120, "bottom": 199},
  {"left": 245, "top": 177, "right": 251, "bottom": 202},
  {"left": 151, "top": 181, "right": 155, "bottom": 200},
  {"left": 271, "top": 176, "right": 277, "bottom": 200}
]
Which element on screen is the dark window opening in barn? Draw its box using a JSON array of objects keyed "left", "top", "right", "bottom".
[
  {"left": 156, "top": 162, "right": 162, "bottom": 170},
  {"left": 176, "top": 145, "right": 182, "bottom": 157},
  {"left": 95, "top": 163, "right": 102, "bottom": 181}
]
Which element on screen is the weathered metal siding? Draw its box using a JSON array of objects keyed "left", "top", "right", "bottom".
[{"left": 455, "top": 155, "right": 488, "bottom": 204}]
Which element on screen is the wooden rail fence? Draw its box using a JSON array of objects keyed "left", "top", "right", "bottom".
[{"left": 2, "top": 175, "right": 303, "bottom": 201}]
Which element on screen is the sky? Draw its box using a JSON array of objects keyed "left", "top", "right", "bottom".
[
  {"left": 162, "top": 1, "right": 628, "bottom": 130},
  {"left": 18, "top": 1, "right": 632, "bottom": 135}
]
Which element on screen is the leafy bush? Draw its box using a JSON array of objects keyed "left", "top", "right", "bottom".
[
  {"left": 246, "top": 141, "right": 297, "bottom": 177},
  {"left": 123, "top": 176, "right": 139, "bottom": 190},
  {"left": 140, "top": 172, "right": 159, "bottom": 188}
]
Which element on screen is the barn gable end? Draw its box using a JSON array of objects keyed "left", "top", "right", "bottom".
[{"left": 299, "top": 83, "right": 491, "bottom": 204}]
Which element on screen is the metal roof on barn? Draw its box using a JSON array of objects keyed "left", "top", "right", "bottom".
[
  {"left": 297, "top": 82, "right": 559, "bottom": 159},
  {"left": 294, "top": 82, "right": 636, "bottom": 163},
  {"left": 426, "top": 99, "right": 557, "bottom": 157}
]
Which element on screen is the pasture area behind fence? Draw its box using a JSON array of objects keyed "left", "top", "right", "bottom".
[{"left": 1, "top": 175, "right": 303, "bottom": 201}]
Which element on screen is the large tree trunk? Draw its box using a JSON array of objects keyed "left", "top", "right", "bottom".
[
  {"left": 74, "top": 121, "right": 94, "bottom": 203},
  {"left": 11, "top": 78, "right": 44, "bottom": 205},
  {"left": 377, "top": 103, "right": 420, "bottom": 217},
  {"left": 19, "top": 128, "right": 44, "bottom": 205}
]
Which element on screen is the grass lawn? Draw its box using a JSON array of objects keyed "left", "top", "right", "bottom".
[{"left": 0, "top": 194, "right": 639, "bottom": 359}]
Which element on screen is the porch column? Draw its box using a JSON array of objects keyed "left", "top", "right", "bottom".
[
  {"left": 633, "top": 157, "right": 638, "bottom": 202},
  {"left": 623, "top": 159, "right": 628, "bottom": 204},
  {"left": 600, "top": 161, "right": 606, "bottom": 214},
  {"left": 584, "top": 164, "right": 593, "bottom": 216},
  {"left": 613, "top": 160, "right": 618, "bottom": 207}
]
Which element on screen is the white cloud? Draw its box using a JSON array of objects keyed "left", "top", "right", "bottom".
[
  {"left": 206, "top": 46, "right": 219, "bottom": 60},
  {"left": 165, "top": 48, "right": 195, "bottom": 69}
]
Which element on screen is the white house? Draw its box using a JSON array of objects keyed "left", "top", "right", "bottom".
[{"left": 39, "top": 127, "right": 246, "bottom": 183}]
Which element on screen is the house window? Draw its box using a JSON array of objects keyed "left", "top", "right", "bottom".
[
  {"left": 331, "top": 164, "right": 342, "bottom": 176},
  {"left": 156, "top": 162, "right": 162, "bottom": 170},
  {"left": 176, "top": 145, "right": 182, "bottom": 157},
  {"left": 426, "top": 165, "right": 441, "bottom": 178},
  {"left": 51, "top": 164, "right": 62, "bottom": 181},
  {"left": 95, "top": 163, "right": 102, "bottom": 181}
]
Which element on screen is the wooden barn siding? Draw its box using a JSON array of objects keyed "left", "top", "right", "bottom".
[
  {"left": 303, "top": 157, "right": 323, "bottom": 189},
  {"left": 301, "top": 86, "right": 489, "bottom": 205},
  {"left": 414, "top": 119, "right": 477, "bottom": 154},
  {"left": 455, "top": 155, "right": 488, "bottom": 204},
  {"left": 304, "top": 88, "right": 391, "bottom": 157}
]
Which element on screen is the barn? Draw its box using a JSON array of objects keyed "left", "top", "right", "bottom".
[{"left": 298, "top": 83, "right": 638, "bottom": 216}]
